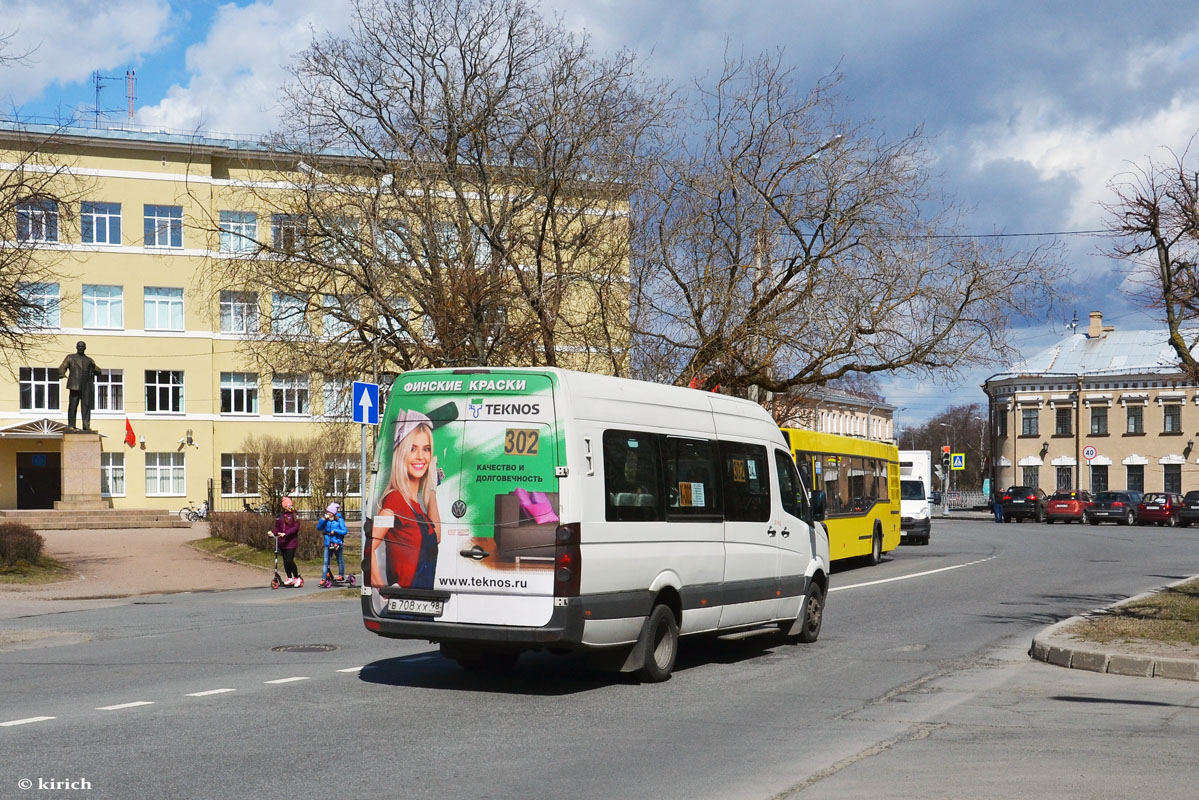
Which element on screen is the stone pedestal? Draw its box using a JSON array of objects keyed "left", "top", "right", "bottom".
[{"left": 55, "top": 432, "right": 109, "bottom": 510}]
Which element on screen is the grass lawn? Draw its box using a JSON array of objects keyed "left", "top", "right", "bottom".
[
  {"left": 1065, "top": 578, "right": 1199, "bottom": 647},
  {"left": 0, "top": 556, "right": 73, "bottom": 585},
  {"left": 190, "top": 536, "right": 362, "bottom": 578}
]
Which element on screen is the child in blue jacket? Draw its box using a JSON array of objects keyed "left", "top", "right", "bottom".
[{"left": 317, "top": 502, "right": 348, "bottom": 583}]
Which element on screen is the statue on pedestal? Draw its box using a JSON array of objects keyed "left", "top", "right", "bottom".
[{"left": 59, "top": 340, "right": 99, "bottom": 431}]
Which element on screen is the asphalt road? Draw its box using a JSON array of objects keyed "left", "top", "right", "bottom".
[{"left": 2, "top": 519, "right": 1198, "bottom": 799}]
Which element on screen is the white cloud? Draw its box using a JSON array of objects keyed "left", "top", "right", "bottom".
[
  {"left": 135, "top": 0, "right": 351, "bottom": 136},
  {"left": 0, "top": 0, "right": 171, "bottom": 106}
]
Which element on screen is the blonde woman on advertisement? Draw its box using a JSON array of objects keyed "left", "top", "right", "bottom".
[{"left": 371, "top": 410, "right": 441, "bottom": 590}]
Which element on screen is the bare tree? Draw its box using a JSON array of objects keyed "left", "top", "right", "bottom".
[
  {"left": 631, "top": 52, "right": 1062, "bottom": 395},
  {"left": 240, "top": 424, "right": 356, "bottom": 516},
  {"left": 194, "top": 0, "right": 668, "bottom": 383},
  {"left": 0, "top": 36, "right": 85, "bottom": 368},
  {"left": 1103, "top": 139, "right": 1199, "bottom": 378}
]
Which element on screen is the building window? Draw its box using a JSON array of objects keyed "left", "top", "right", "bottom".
[
  {"left": 19, "top": 367, "right": 60, "bottom": 411},
  {"left": 322, "top": 295, "right": 353, "bottom": 339},
  {"left": 1055, "top": 407, "right": 1071, "bottom": 436},
  {"left": 1021, "top": 466, "right": 1040, "bottom": 487},
  {"left": 145, "top": 370, "right": 184, "bottom": 413},
  {"left": 322, "top": 378, "right": 351, "bottom": 419},
  {"left": 995, "top": 410, "right": 1007, "bottom": 438},
  {"left": 1055, "top": 466, "right": 1072, "bottom": 491},
  {"left": 144, "top": 287, "right": 184, "bottom": 331},
  {"left": 271, "top": 293, "right": 308, "bottom": 336},
  {"left": 1090, "top": 406, "right": 1108, "bottom": 435},
  {"left": 1126, "top": 464, "right": 1144, "bottom": 493},
  {"left": 219, "top": 210, "right": 257, "bottom": 254},
  {"left": 221, "top": 453, "right": 258, "bottom": 496},
  {"left": 81, "top": 201, "right": 121, "bottom": 245},
  {"left": 144, "top": 204, "right": 183, "bottom": 248},
  {"left": 145, "top": 452, "right": 185, "bottom": 496},
  {"left": 82, "top": 284, "right": 124, "bottom": 329},
  {"left": 101, "top": 452, "right": 125, "bottom": 496},
  {"left": 94, "top": 369, "right": 123, "bottom": 412},
  {"left": 1165, "top": 464, "right": 1182, "bottom": 494},
  {"left": 1163, "top": 404, "right": 1182, "bottom": 433},
  {"left": 18, "top": 282, "right": 59, "bottom": 328},
  {"left": 272, "top": 374, "right": 309, "bottom": 415},
  {"left": 16, "top": 198, "right": 58, "bottom": 242},
  {"left": 1090, "top": 465, "right": 1108, "bottom": 493},
  {"left": 1021, "top": 409, "right": 1038, "bottom": 436},
  {"left": 220, "top": 372, "right": 259, "bottom": 415},
  {"left": 274, "top": 455, "right": 310, "bottom": 496},
  {"left": 219, "top": 291, "right": 258, "bottom": 334},
  {"left": 271, "top": 214, "right": 307, "bottom": 254},
  {"left": 324, "top": 454, "right": 361, "bottom": 496},
  {"left": 1126, "top": 405, "right": 1144, "bottom": 434}
]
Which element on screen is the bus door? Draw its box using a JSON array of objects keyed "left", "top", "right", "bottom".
[{"left": 717, "top": 440, "right": 779, "bottom": 627}]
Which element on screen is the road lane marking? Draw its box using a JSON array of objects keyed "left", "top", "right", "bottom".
[
  {"left": 0, "top": 716, "right": 55, "bottom": 727},
  {"left": 830, "top": 557, "right": 996, "bottom": 592},
  {"left": 186, "top": 689, "right": 236, "bottom": 697},
  {"left": 96, "top": 701, "right": 154, "bottom": 711},
  {"left": 337, "top": 667, "right": 364, "bottom": 673},
  {"left": 264, "top": 677, "right": 310, "bottom": 684}
]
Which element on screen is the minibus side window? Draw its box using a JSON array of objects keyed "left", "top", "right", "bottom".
[
  {"left": 774, "top": 449, "right": 804, "bottom": 518},
  {"left": 663, "top": 436, "right": 722, "bottom": 519},
  {"left": 603, "top": 430, "right": 664, "bottom": 522},
  {"left": 719, "top": 441, "right": 771, "bottom": 522}
]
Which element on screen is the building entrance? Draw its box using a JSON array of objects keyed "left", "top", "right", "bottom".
[{"left": 16, "top": 452, "right": 61, "bottom": 509}]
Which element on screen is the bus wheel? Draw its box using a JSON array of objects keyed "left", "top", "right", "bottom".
[
  {"left": 637, "top": 604, "right": 678, "bottom": 683},
  {"left": 868, "top": 529, "right": 882, "bottom": 566}
]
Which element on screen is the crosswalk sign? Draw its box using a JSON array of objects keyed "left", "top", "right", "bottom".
[{"left": 950, "top": 453, "right": 965, "bottom": 471}]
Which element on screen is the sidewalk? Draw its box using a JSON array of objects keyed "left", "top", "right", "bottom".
[{"left": 1029, "top": 577, "right": 1199, "bottom": 682}]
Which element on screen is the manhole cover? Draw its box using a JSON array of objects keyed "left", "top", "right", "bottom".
[{"left": 271, "top": 644, "right": 338, "bottom": 653}]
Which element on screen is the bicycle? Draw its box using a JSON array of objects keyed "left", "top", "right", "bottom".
[{"left": 178, "top": 500, "right": 209, "bottom": 522}]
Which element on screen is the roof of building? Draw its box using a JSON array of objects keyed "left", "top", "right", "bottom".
[{"left": 992, "top": 327, "right": 1189, "bottom": 382}]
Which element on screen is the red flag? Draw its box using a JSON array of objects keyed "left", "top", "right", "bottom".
[{"left": 124, "top": 418, "right": 136, "bottom": 448}]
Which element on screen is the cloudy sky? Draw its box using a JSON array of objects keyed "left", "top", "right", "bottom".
[{"left": 3, "top": 0, "right": 1197, "bottom": 425}]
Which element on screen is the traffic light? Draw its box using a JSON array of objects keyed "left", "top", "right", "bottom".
[{"left": 941, "top": 452, "right": 951, "bottom": 472}]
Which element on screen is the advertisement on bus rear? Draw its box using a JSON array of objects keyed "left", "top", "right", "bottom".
[{"left": 366, "top": 371, "right": 562, "bottom": 620}]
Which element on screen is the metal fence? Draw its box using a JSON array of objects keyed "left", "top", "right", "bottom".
[
  {"left": 206, "top": 480, "right": 364, "bottom": 521},
  {"left": 944, "top": 490, "right": 989, "bottom": 510}
]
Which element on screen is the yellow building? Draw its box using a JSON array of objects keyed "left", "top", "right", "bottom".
[{"left": 0, "top": 122, "right": 630, "bottom": 513}]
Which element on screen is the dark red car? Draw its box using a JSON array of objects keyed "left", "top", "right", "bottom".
[
  {"left": 1046, "top": 490, "right": 1092, "bottom": 523},
  {"left": 1137, "top": 492, "right": 1185, "bottom": 527}
]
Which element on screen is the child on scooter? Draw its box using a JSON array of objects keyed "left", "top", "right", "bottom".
[
  {"left": 271, "top": 496, "right": 302, "bottom": 587},
  {"left": 317, "top": 501, "right": 348, "bottom": 584}
]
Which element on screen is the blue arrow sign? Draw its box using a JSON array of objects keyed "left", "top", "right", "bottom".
[{"left": 352, "top": 381, "right": 380, "bottom": 425}]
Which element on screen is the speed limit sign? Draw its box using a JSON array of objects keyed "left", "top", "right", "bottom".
[{"left": 1083, "top": 445, "right": 1097, "bottom": 461}]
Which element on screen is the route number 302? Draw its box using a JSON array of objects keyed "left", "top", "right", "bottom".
[{"left": 504, "top": 428, "right": 540, "bottom": 456}]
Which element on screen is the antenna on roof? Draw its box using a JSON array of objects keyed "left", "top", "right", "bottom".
[
  {"left": 126, "top": 70, "right": 136, "bottom": 122},
  {"left": 1066, "top": 309, "right": 1078, "bottom": 334},
  {"left": 90, "top": 70, "right": 124, "bottom": 128}
]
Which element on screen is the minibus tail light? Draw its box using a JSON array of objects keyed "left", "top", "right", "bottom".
[{"left": 554, "top": 523, "right": 581, "bottom": 597}]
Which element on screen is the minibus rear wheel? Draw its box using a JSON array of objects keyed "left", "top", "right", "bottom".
[{"left": 638, "top": 604, "right": 679, "bottom": 683}]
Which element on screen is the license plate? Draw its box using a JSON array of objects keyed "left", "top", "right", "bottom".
[
  {"left": 387, "top": 597, "right": 444, "bottom": 616},
  {"left": 1012, "top": 499, "right": 1025, "bottom": 504},
  {"left": 1146, "top": 505, "right": 1160, "bottom": 510}
]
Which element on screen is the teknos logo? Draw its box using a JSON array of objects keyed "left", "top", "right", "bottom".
[{"left": 469, "top": 398, "right": 483, "bottom": 419}]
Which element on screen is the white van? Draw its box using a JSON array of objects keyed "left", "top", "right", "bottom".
[
  {"left": 360, "top": 367, "right": 831, "bottom": 681},
  {"left": 898, "top": 449, "right": 933, "bottom": 545}
]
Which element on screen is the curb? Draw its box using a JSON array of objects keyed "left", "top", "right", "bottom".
[{"left": 1029, "top": 575, "right": 1199, "bottom": 682}]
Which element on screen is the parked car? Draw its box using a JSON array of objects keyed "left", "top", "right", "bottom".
[
  {"left": 1000, "top": 486, "right": 1048, "bottom": 522},
  {"left": 1045, "top": 490, "right": 1092, "bottom": 523},
  {"left": 1086, "top": 490, "right": 1144, "bottom": 526},
  {"left": 1180, "top": 490, "right": 1199, "bottom": 528},
  {"left": 1137, "top": 492, "right": 1185, "bottom": 527}
]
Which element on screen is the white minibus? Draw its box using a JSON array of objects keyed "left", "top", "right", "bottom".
[{"left": 361, "top": 367, "right": 830, "bottom": 681}]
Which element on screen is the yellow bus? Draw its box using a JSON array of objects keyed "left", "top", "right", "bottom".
[{"left": 782, "top": 428, "right": 901, "bottom": 565}]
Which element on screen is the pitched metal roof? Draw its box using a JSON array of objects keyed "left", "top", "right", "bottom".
[{"left": 998, "top": 328, "right": 1186, "bottom": 380}]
